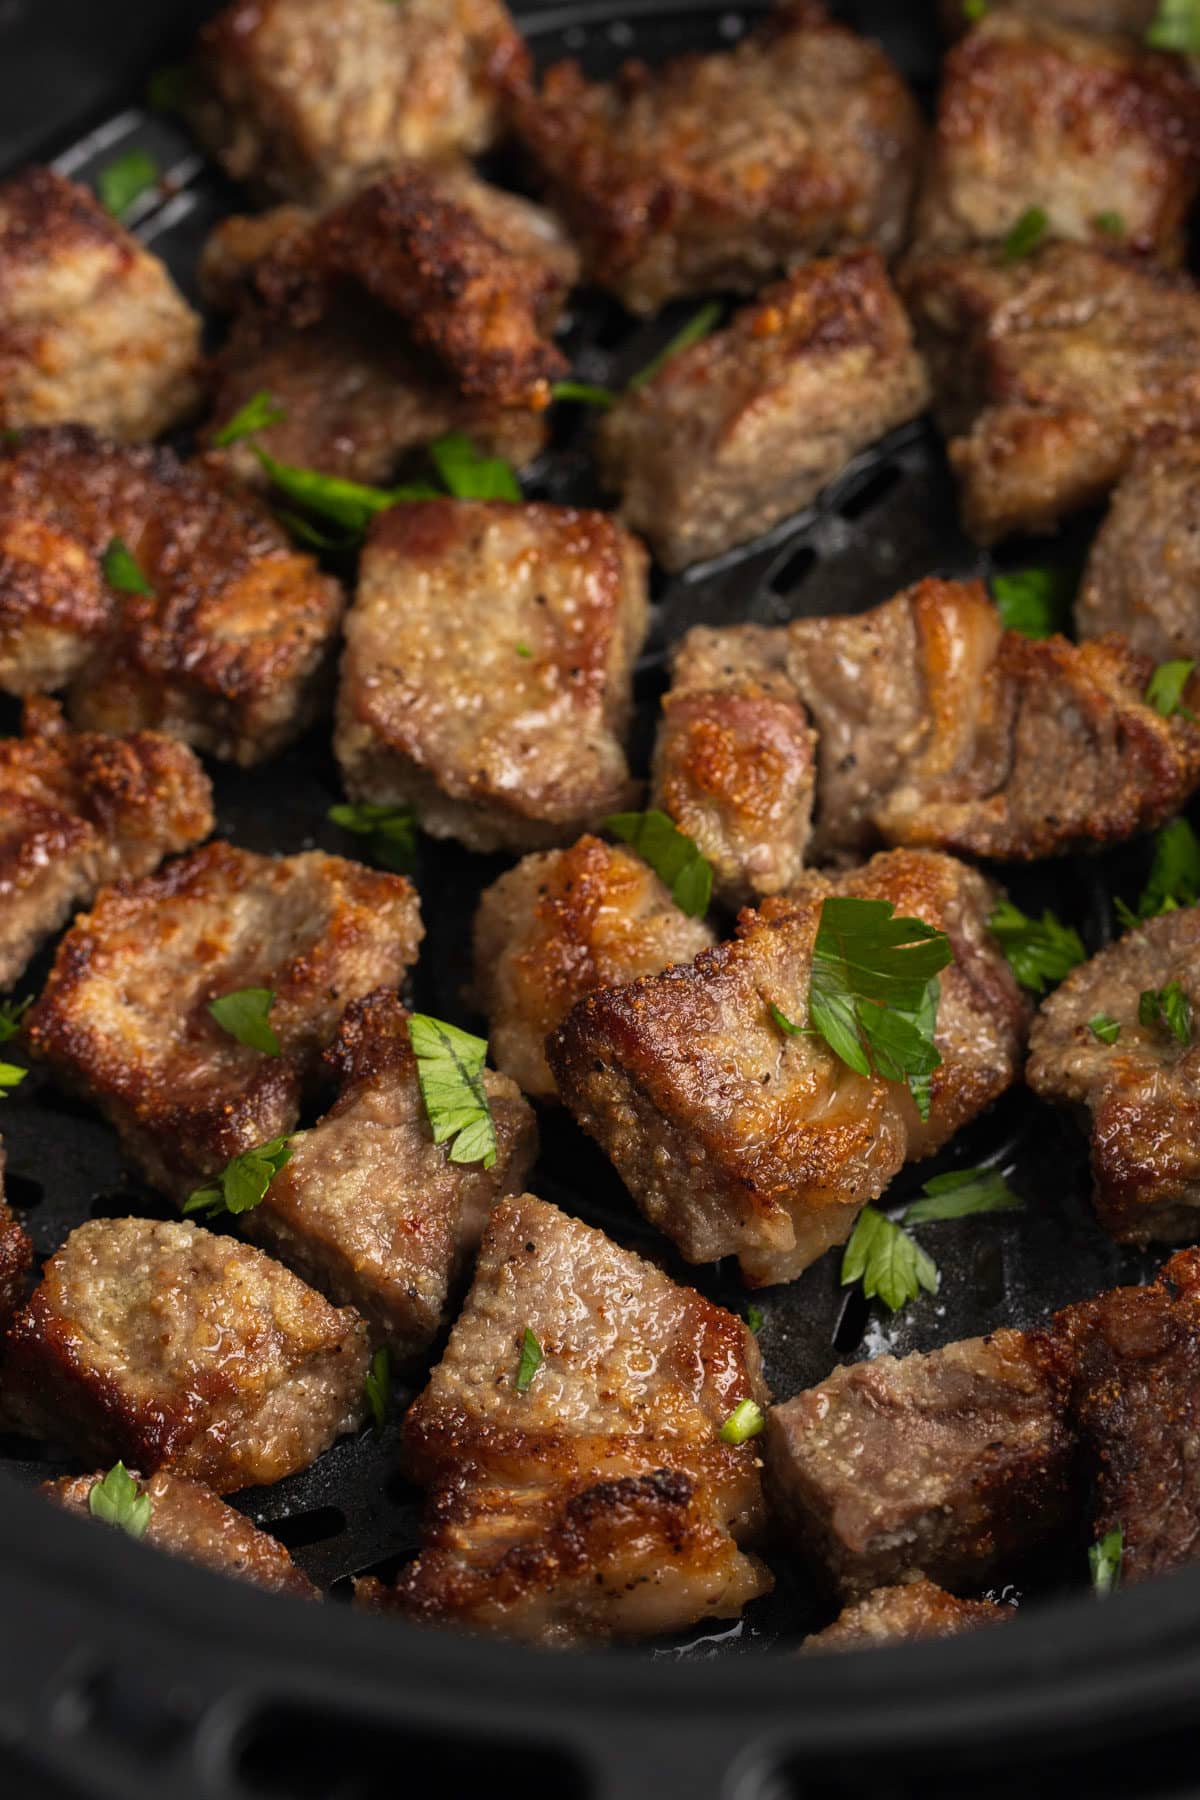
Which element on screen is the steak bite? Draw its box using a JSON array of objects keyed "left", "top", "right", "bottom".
[
  {"left": 903, "top": 241, "right": 1200, "bottom": 543},
  {"left": 765, "top": 1329, "right": 1077, "bottom": 1597},
  {"left": 335, "top": 500, "right": 649, "bottom": 853},
  {"left": 471, "top": 835, "right": 715, "bottom": 1100},
  {"left": 357, "top": 1193, "right": 772, "bottom": 1644},
  {"left": 244, "top": 990, "right": 538, "bottom": 1358},
  {"left": 0, "top": 698, "right": 213, "bottom": 988},
  {"left": 46, "top": 1470, "right": 318, "bottom": 1597},
  {"left": 802, "top": 1578, "right": 1009, "bottom": 1654},
  {"left": 549, "top": 848, "right": 1027, "bottom": 1286},
  {"left": 1077, "top": 433, "right": 1200, "bottom": 664},
  {"left": 596, "top": 250, "right": 929, "bottom": 571},
  {"left": 0, "top": 1145, "right": 33, "bottom": 1339},
  {"left": 1027, "top": 907, "right": 1200, "bottom": 1243},
  {"left": 24, "top": 843, "right": 423, "bottom": 1200},
  {"left": 651, "top": 625, "right": 816, "bottom": 907},
  {"left": 4, "top": 1218, "right": 368, "bottom": 1492},
  {"left": 190, "top": 0, "right": 526, "bottom": 205},
  {"left": 0, "top": 167, "right": 201, "bottom": 441},
  {"left": 507, "top": 1, "right": 923, "bottom": 315}
]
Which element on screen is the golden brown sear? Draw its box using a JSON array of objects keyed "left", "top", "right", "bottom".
[
  {"left": 0, "top": 1144, "right": 32, "bottom": 1340},
  {"left": 802, "top": 1578, "right": 1010, "bottom": 1654}
]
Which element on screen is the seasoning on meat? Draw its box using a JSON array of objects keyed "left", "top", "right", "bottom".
[
  {"left": 3, "top": 1217, "right": 368, "bottom": 1491},
  {"left": 335, "top": 500, "right": 649, "bottom": 852},
  {"left": 802, "top": 1577, "right": 1010, "bottom": 1653},
  {"left": 1077, "top": 433, "right": 1200, "bottom": 664},
  {"left": 0, "top": 1142, "right": 32, "bottom": 1340},
  {"left": 356, "top": 1194, "right": 772, "bottom": 1644},
  {"left": 596, "top": 250, "right": 929, "bottom": 570},
  {"left": 0, "top": 697, "right": 213, "bottom": 988},
  {"left": 0, "top": 167, "right": 201, "bottom": 441},
  {"left": 549, "top": 848, "right": 1027, "bottom": 1286},
  {"left": 471, "top": 835, "right": 715, "bottom": 1100},
  {"left": 24, "top": 843, "right": 423, "bottom": 1199},
  {"left": 244, "top": 990, "right": 537, "bottom": 1358}
]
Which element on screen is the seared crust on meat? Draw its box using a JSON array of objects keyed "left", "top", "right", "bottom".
[
  {"left": 245, "top": 990, "right": 537, "bottom": 1358},
  {"left": 506, "top": 1, "right": 923, "bottom": 314},
  {"left": 802, "top": 1578, "right": 1009, "bottom": 1653},
  {"left": 335, "top": 500, "right": 649, "bottom": 852},
  {"left": 24, "top": 843, "right": 423, "bottom": 1198},
  {"left": 597, "top": 250, "right": 929, "bottom": 570},
  {"left": 357, "top": 1194, "right": 772, "bottom": 1644},
  {"left": 1077, "top": 432, "right": 1200, "bottom": 664},
  {"left": 548, "top": 848, "right": 1028, "bottom": 1285},
  {"left": 46, "top": 1469, "right": 318, "bottom": 1597},
  {"left": 0, "top": 697, "right": 213, "bottom": 988},
  {"left": 0, "top": 1146, "right": 32, "bottom": 1338},
  {"left": 0, "top": 168, "right": 201, "bottom": 441},
  {"left": 4, "top": 1218, "right": 368, "bottom": 1491},
  {"left": 472, "top": 836, "right": 715, "bottom": 1100},
  {"left": 1027, "top": 907, "right": 1200, "bottom": 1242},
  {"left": 765, "top": 1329, "right": 1077, "bottom": 1597}
]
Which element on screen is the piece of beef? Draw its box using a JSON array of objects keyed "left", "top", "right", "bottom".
[
  {"left": 244, "top": 990, "right": 537, "bottom": 1359},
  {"left": 356, "top": 1193, "right": 771, "bottom": 1644},
  {"left": 1077, "top": 432, "right": 1200, "bottom": 664},
  {"left": 765, "top": 1329, "right": 1077, "bottom": 1596},
  {"left": 549, "top": 848, "right": 1027, "bottom": 1286},
  {"left": 0, "top": 1144, "right": 32, "bottom": 1339},
  {"left": 942, "top": 0, "right": 1158, "bottom": 35},
  {"left": 472, "top": 835, "right": 715, "bottom": 1100},
  {"left": 335, "top": 500, "right": 648, "bottom": 852},
  {"left": 5, "top": 1218, "right": 368, "bottom": 1490},
  {"left": 802, "top": 1577, "right": 1009, "bottom": 1653},
  {"left": 24, "top": 842, "right": 423, "bottom": 1199}
]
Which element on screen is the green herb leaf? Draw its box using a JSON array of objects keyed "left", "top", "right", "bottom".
[
  {"left": 745, "top": 1305, "right": 764, "bottom": 1334},
  {"left": 629, "top": 302, "right": 723, "bottom": 390},
  {"left": 515, "top": 641, "right": 533, "bottom": 658},
  {"left": 1095, "top": 210, "right": 1125, "bottom": 237},
  {"left": 990, "top": 566, "right": 1071, "bottom": 639},
  {"left": 101, "top": 536, "right": 154, "bottom": 598},
  {"left": 1003, "top": 205, "right": 1049, "bottom": 262},
  {"left": 768, "top": 1001, "right": 804, "bottom": 1037},
  {"left": 551, "top": 380, "right": 616, "bottom": 410},
  {"left": 274, "top": 508, "right": 357, "bottom": 552},
  {"left": 183, "top": 1135, "right": 293, "bottom": 1219},
  {"left": 904, "top": 1166, "right": 1022, "bottom": 1223},
  {"left": 208, "top": 987, "right": 279, "bottom": 1056},
  {"left": 1089, "top": 1525, "right": 1123, "bottom": 1596},
  {"left": 88, "top": 1462, "right": 152, "bottom": 1539},
  {"left": 97, "top": 149, "right": 159, "bottom": 220},
  {"left": 408, "top": 1014, "right": 496, "bottom": 1169},
  {"left": 1089, "top": 1012, "right": 1122, "bottom": 1045},
  {"left": 327, "top": 801, "right": 416, "bottom": 874},
  {"left": 1147, "top": 0, "right": 1200, "bottom": 53},
  {"left": 719, "top": 1398, "right": 765, "bottom": 1445},
  {"left": 252, "top": 447, "right": 436, "bottom": 533},
  {"left": 212, "top": 389, "right": 286, "bottom": 448},
  {"left": 988, "top": 900, "right": 1085, "bottom": 994},
  {"left": 0, "top": 1062, "right": 26, "bottom": 1096},
  {"left": 0, "top": 997, "right": 31, "bottom": 1043},
  {"left": 1138, "top": 980, "right": 1191, "bottom": 1044},
  {"left": 1145, "top": 658, "right": 1196, "bottom": 720},
  {"left": 146, "top": 63, "right": 191, "bottom": 113},
  {"left": 364, "top": 1347, "right": 390, "bottom": 1432},
  {"left": 515, "top": 1327, "right": 543, "bottom": 1393},
  {"left": 604, "top": 810, "right": 713, "bottom": 917},
  {"left": 1118, "top": 817, "right": 1200, "bottom": 926},
  {"left": 963, "top": 0, "right": 987, "bottom": 16},
  {"left": 428, "top": 431, "right": 521, "bottom": 502},
  {"left": 841, "top": 1205, "right": 939, "bottom": 1313}
]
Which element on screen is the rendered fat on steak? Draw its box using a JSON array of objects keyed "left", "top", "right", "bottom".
[
  {"left": 190, "top": 0, "right": 526, "bottom": 204},
  {"left": 0, "top": 168, "right": 201, "bottom": 441},
  {"left": 357, "top": 1193, "right": 772, "bottom": 1644},
  {"left": 24, "top": 843, "right": 423, "bottom": 1199},
  {"left": 507, "top": 0, "right": 922, "bottom": 314},
  {"left": 596, "top": 249, "right": 929, "bottom": 571},
  {"left": 548, "top": 848, "right": 1027, "bottom": 1286},
  {"left": 335, "top": 500, "right": 648, "bottom": 852},
  {"left": 471, "top": 835, "right": 715, "bottom": 1100},
  {"left": 802, "top": 1577, "right": 1009, "bottom": 1654},
  {"left": 902, "top": 241, "right": 1200, "bottom": 543},
  {"left": 0, "top": 427, "right": 344, "bottom": 763},
  {"left": 784, "top": 577, "right": 1200, "bottom": 862},
  {"left": 0, "top": 1144, "right": 32, "bottom": 1340},
  {"left": 3, "top": 1218, "right": 368, "bottom": 1491},
  {"left": 765, "top": 1329, "right": 1077, "bottom": 1596},
  {"left": 651, "top": 625, "right": 816, "bottom": 908},
  {"left": 1027, "top": 906, "right": 1200, "bottom": 1242},
  {"left": 245, "top": 990, "right": 538, "bottom": 1358},
  {"left": 915, "top": 13, "right": 1200, "bottom": 263},
  {"left": 1077, "top": 433, "right": 1200, "bottom": 665},
  {"left": 0, "top": 697, "right": 213, "bottom": 988},
  {"left": 47, "top": 1469, "right": 318, "bottom": 1597}
]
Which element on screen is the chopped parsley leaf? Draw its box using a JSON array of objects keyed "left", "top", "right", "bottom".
[
  {"left": 88, "top": 1462, "right": 152, "bottom": 1539},
  {"left": 101, "top": 536, "right": 154, "bottom": 597},
  {"left": 183, "top": 1136, "right": 293, "bottom": 1219},
  {"left": 719, "top": 1399, "right": 765, "bottom": 1445},
  {"left": 208, "top": 987, "right": 279, "bottom": 1056},
  {"left": 551, "top": 380, "right": 616, "bottom": 410},
  {"left": 841, "top": 1205, "right": 938, "bottom": 1313},
  {"left": 1146, "top": 1, "right": 1200, "bottom": 53},
  {"left": 1145, "top": 658, "right": 1196, "bottom": 720},
  {"left": 515, "top": 1327, "right": 543, "bottom": 1393},
  {"left": 0, "top": 997, "right": 31, "bottom": 1043},
  {"left": 629, "top": 302, "right": 723, "bottom": 390},
  {"left": 212, "top": 390, "right": 285, "bottom": 448},
  {"left": 364, "top": 1347, "right": 390, "bottom": 1432},
  {"left": 988, "top": 900, "right": 1085, "bottom": 994},
  {"left": 1003, "top": 205, "right": 1049, "bottom": 262},
  {"left": 328, "top": 801, "right": 416, "bottom": 874},
  {"left": 1089, "top": 1525, "right": 1123, "bottom": 1596},
  {"left": 604, "top": 810, "right": 712, "bottom": 917},
  {"left": 904, "top": 1166, "right": 1022, "bottom": 1223},
  {"left": 1116, "top": 817, "right": 1200, "bottom": 926},
  {"left": 408, "top": 1014, "right": 496, "bottom": 1169},
  {"left": 97, "top": 149, "right": 159, "bottom": 220},
  {"left": 1089, "top": 1012, "right": 1121, "bottom": 1045},
  {"left": 1138, "top": 980, "right": 1191, "bottom": 1044},
  {"left": 990, "top": 566, "right": 1071, "bottom": 639},
  {"left": 0, "top": 1063, "right": 26, "bottom": 1097}
]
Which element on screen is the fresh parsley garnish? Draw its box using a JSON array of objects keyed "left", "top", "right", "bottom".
[
  {"left": 551, "top": 379, "right": 616, "bottom": 410},
  {"left": 101, "top": 536, "right": 154, "bottom": 597},
  {"left": 604, "top": 810, "right": 713, "bottom": 917},
  {"left": 768, "top": 1001, "right": 804, "bottom": 1037},
  {"left": 745, "top": 1305, "right": 764, "bottom": 1334},
  {"left": 1095, "top": 210, "right": 1125, "bottom": 237},
  {"left": 408, "top": 1014, "right": 497, "bottom": 1169},
  {"left": 515, "top": 1327, "right": 543, "bottom": 1393},
  {"left": 629, "top": 302, "right": 723, "bottom": 390},
  {"left": 514, "top": 642, "right": 533, "bottom": 658},
  {"left": 1089, "top": 1012, "right": 1121, "bottom": 1045},
  {"left": 88, "top": 1462, "right": 151, "bottom": 1539},
  {"left": 842, "top": 1205, "right": 938, "bottom": 1313},
  {"left": 904, "top": 1166, "right": 1022, "bottom": 1223},
  {"left": 1003, "top": 206, "right": 1048, "bottom": 262},
  {"left": 1139, "top": 980, "right": 1191, "bottom": 1044},
  {"left": 252, "top": 448, "right": 435, "bottom": 533},
  {"left": 208, "top": 988, "right": 279, "bottom": 1056},
  {"left": 1147, "top": 0, "right": 1200, "bottom": 52},
  {"left": 183, "top": 1135, "right": 293, "bottom": 1218},
  {"left": 97, "top": 149, "right": 159, "bottom": 220},
  {"left": 1116, "top": 817, "right": 1200, "bottom": 927},
  {"left": 429, "top": 431, "right": 521, "bottom": 502},
  {"left": 988, "top": 900, "right": 1085, "bottom": 994},
  {"left": 1089, "top": 1525, "right": 1123, "bottom": 1596},
  {"left": 1145, "top": 659, "right": 1196, "bottom": 720},
  {"left": 963, "top": 0, "right": 987, "bottom": 16},
  {"left": 990, "top": 566, "right": 1071, "bottom": 639},
  {"left": 0, "top": 1063, "right": 26, "bottom": 1097},
  {"left": 328, "top": 802, "right": 417, "bottom": 874},
  {"left": 212, "top": 390, "right": 286, "bottom": 448},
  {"left": 364, "top": 1347, "right": 390, "bottom": 1432},
  {"left": 0, "top": 997, "right": 31, "bottom": 1043},
  {"left": 719, "top": 1399, "right": 765, "bottom": 1445}
]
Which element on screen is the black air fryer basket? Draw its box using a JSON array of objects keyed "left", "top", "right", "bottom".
[{"left": 3, "top": 3, "right": 1200, "bottom": 1795}]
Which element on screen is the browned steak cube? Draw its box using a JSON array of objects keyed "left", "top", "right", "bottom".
[
  {"left": 46, "top": 1470, "right": 318, "bottom": 1597},
  {"left": 903, "top": 242, "right": 1200, "bottom": 542},
  {"left": 336, "top": 501, "right": 649, "bottom": 852},
  {"left": 1027, "top": 907, "right": 1200, "bottom": 1242},
  {"left": 190, "top": 0, "right": 526, "bottom": 204},
  {"left": 0, "top": 698, "right": 213, "bottom": 988},
  {"left": 356, "top": 1193, "right": 771, "bottom": 1644},
  {"left": 24, "top": 843, "right": 423, "bottom": 1199},
  {"left": 507, "top": 1, "right": 922, "bottom": 315},
  {"left": 244, "top": 990, "right": 537, "bottom": 1358},
  {"left": 651, "top": 625, "right": 816, "bottom": 907},
  {"left": 942, "top": 0, "right": 1158, "bottom": 35},
  {"left": 472, "top": 835, "right": 715, "bottom": 1100},
  {"left": 0, "top": 168, "right": 201, "bottom": 441},
  {"left": 802, "top": 1578, "right": 1009, "bottom": 1654},
  {"left": 1077, "top": 433, "right": 1200, "bottom": 664},
  {"left": 549, "top": 848, "right": 1027, "bottom": 1285},
  {"left": 4, "top": 1218, "right": 368, "bottom": 1491},
  {"left": 916, "top": 14, "right": 1200, "bottom": 263},
  {"left": 0, "top": 1144, "right": 32, "bottom": 1339},
  {"left": 765, "top": 1329, "right": 1077, "bottom": 1597},
  {"left": 596, "top": 250, "right": 928, "bottom": 570}
]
